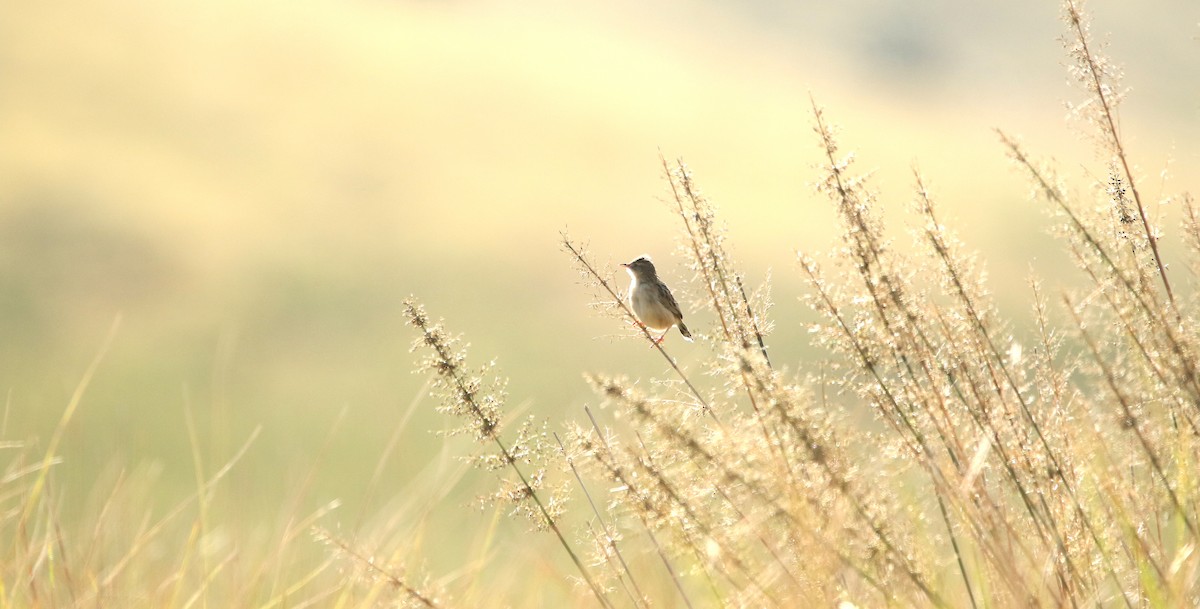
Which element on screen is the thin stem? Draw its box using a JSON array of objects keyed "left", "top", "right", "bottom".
[
  {"left": 1063, "top": 294, "right": 1198, "bottom": 538},
  {"left": 1064, "top": 0, "right": 1177, "bottom": 312},
  {"left": 736, "top": 276, "right": 771, "bottom": 368},
  {"left": 407, "top": 305, "right": 614, "bottom": 609},
  {"left": 554, "top": 431, "right": 651, "bottom": 609},
  {"left": 317, "top": 531, "right": 442, "bottom": 609},
  {"left": 562, "top": 234, "right": 720, "bottom": 424},
  {"left": 661, "top": 153, "right": 735, "bottom": 344},
  {"left": 583, "top": 410, "right": 701, "bottom": 609}
]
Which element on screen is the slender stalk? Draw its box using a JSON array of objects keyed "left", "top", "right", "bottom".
[
  {"left": 1064, "top": 0, "right": 1177, "bottom": 312},
  {"left": 554, "top": 431, "right": 651, "bottom": 609},
  {"left": 583, "top": 410, "right": 701, "bottom": 609},
  {"left": 1064, "top": 294, "right": 1198, "bottom": 538},
  {"left": 661, "top": 153, "right": 736, "bottom": 345},
  {"left": 935, "top": 492, "right": 980, "bottom": 609},
  {"left": 316, "top": 530, "right": 441, "bottom": 609},
  {"left": 405, "top": 302, "right": 614, "bottom": 609},
  {"left": 737, "top": 276, "right": 771, "bottom": 367},
  {"left": 16, "top": 316, "right": 121, "bottom": 547},
  {"left": 561, "top": 234, "right": 720, "bottom": 424}
]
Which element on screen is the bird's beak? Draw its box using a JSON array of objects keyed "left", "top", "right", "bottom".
[{"left": 620, "top": 263, "right": 629, "bottom": 268}]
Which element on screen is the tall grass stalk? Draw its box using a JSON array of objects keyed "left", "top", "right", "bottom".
[{"left": 402, "top": 300, "right": 613, "bottom": 608}]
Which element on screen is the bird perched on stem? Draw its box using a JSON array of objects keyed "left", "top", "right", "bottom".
[{"left": 621, "top": 257, "right": 693, "bottom": 344}]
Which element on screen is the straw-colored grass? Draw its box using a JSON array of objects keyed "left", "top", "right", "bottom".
[{"left": 4, "top": 1, "right": 1197, "bottom": 607}]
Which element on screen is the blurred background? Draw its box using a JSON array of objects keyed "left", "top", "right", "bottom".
[{"left": 1, "top": 0, "right": 1197, "bottom": 576}]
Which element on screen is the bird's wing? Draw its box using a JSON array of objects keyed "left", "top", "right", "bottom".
[{"left": 658, "top": 282, "right": 684, "bottom": 320}]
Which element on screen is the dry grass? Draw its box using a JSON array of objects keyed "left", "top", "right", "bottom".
[
  {"left": 4, "top": 1, "right": 1198, "bottom": 607},
  {"left": 398, "top": 2, "right": 1199, "bottom": 606}
]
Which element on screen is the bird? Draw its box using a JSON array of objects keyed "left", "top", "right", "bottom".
[{"left": 621, "top": 256, "right": 693, "bottom": 344}]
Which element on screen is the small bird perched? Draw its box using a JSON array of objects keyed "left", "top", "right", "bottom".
[{"left": 621, "top": 256, "right": 693, "bottom": 343}]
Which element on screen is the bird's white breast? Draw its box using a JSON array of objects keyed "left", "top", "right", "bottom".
[{"left": 629, "top": 279, "right": 675, "bottom": 330}]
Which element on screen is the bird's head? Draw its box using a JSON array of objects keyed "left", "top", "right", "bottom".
[{"left": 621, "top": 256, "right": 657, "bottom": 280}]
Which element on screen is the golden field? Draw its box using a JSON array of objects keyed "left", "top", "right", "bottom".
[{"left": 1, "top": 0, "right": 1198, "bottom": 606}]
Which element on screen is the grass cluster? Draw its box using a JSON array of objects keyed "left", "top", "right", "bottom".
[
  {"left": 4, "top": 1, "right": 1197, "bottom": 607},
  {"left": 397, "top": 3, "right": 1200, "bottom": 606}
]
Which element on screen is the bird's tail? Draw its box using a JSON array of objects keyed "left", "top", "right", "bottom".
[{"left": 678, "top": 321, "right": 693, "bottom": 342}]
